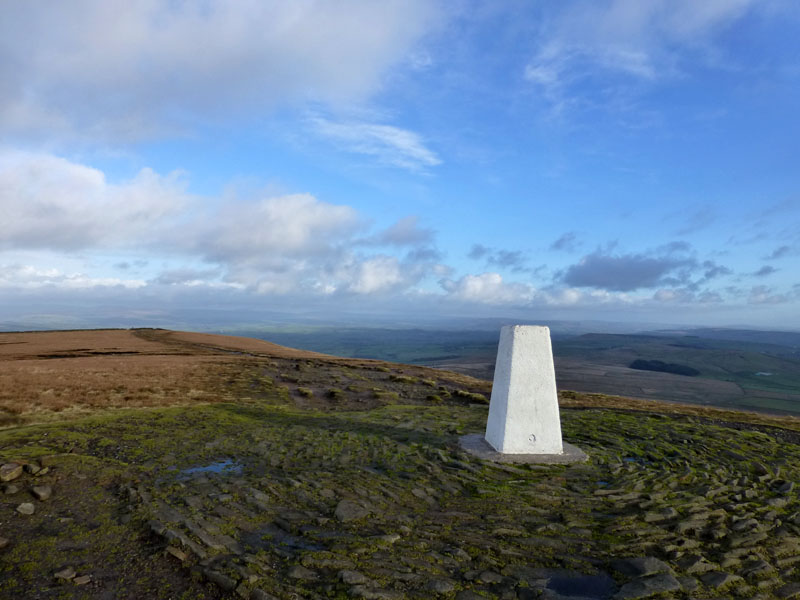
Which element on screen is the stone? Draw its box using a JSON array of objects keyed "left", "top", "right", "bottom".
[
  {"left": 776, "top": 582, "right": 800, "bottom": 599},
  {"left": 166, "top": 546, "right": 188, "bottom": 561},
  {"left": 340, "top": 570, "right": 369, "bottom": 585},
  {"left": 455, "top": 593, "right": 487, "bottom": 600},
  {"left": 250, "top": 590, "right": 280, "bottom": 600},
  {"left": 31, "top": 485, "right": 52, "bottom": 501},
  {"left": 742, "top": 559, "right": 775, "bottom": 578},
  {"left": 3, "top": 484, "right": 19, "bottom": 495},
  {"left": 203, "top": 569, "right": 237, "bottom": 591},
  {"left": 23, "top": 463, "right": 41, "bottom": 475},
  {"left": 335, "top": 499, "right": 369, "bottom": 522},
  {"left": 485, "top": 325, "right": 563, "bottom": 454},
  {"left": 16, "top": 502, "right": 34, "bottom": 515},
  {"left": 0, "top": 537, "right": 8, "bottom": 549},
  {"left": 699, "top": 571, "right": 742, "bottom": 589},
  {"left": 0, "top": 463, "right": 23, "bottom": 482},
  {"left": 288, "top": 565, "right": 317, "bottom": 580},
  {"left": 54, "top": 566, "right": 76, "bottom": 580},
  {"left": 478, "top": 570, "right": 504, "bottom": 583},
  {"left": 611, "top": 557, "right": 673, "bottom": 577},
  {"left": 426, "top": 578, "right": 456, "bottom": 594},
  {"left": 74, "top": 575, "right": 91, "bottom": 585},
  {"left": 348, "top": 585, "right": 404, "bottom": 599},
  {"left": 613, "top": 573, "right": 682, "bottom": 599}
]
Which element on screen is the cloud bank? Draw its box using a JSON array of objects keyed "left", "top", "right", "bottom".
[{"left": 0, "top": 0, "right": 437, "bottom": 141}]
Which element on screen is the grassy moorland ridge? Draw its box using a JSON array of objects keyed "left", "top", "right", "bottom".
[
  {"left": 2, "top": 330, "right": 800, "bottom": 599},
  {"left": 250, "top": 328, "right": 800, "bottom": 416}
]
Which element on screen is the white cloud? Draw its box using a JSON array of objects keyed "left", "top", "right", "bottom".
[
  {"left": 310, "top": 117, "right": 441, "bottom": 171},
  {"left": 204, "top": 194, "right": 361, "bottom": 261},
  {"left": 346, "top": 256, "right": 407, "bottom": 294},
  {"left": 441, "top": 273, "right": 536, "bottom": 305},
  {"left": 0, "top": 151, "right": 446, "bottom": 297},
  {"left": 0, "top": 1, "right": 437, "bottom": 140},
  {"left": 0, "top": 149, "right": 188, "bottom": 251},
  {"left": 0, "top": 264, "right": 146, "bottom": 290},
  {"left": 525, "top": 0, "right": 761, "bottom": 109}
]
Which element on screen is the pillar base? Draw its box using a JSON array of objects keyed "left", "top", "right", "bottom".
[{"left": 459, "top": 434, "right": 588, "bottom": 465}]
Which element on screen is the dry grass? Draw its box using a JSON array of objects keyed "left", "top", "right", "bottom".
[
  {"left": 0, "top": 329, "right": 176, "bottom": 359},
  {"left": 0, "top": 330, "right": 250, "bottom": 424}
]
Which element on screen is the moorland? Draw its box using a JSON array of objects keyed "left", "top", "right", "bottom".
[
  {"left": 2, "top": 328, "right": 800, "bottom": 599},
  {"left": 248, "top": 327, "right": 800, "bottom": 416}
]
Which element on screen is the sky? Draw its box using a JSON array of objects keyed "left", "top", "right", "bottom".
[{"left": 2, "top": 0, "right": 800, "bottom": 331}]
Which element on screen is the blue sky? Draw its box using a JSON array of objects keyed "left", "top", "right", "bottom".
[{"left": 1, "top": 1, "right": 799, "bottom": 330}]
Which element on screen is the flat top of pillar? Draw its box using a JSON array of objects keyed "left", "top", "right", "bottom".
[{"left": 502, "top": 324, "right": 550, "bottom": 334}]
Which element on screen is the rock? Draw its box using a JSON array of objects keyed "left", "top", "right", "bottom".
[
  {"left": 613, "top": 573, "right": 682, "bottom": 599},
  {"left": 74, "top": 575, "right": 91, "bottom": 585},
  {"left": 776, "top": 582, "right": 800, "bottom": 599},
  {"left": 0, "top": 537, "right": 8, "bottom": 549},
  {"left": 675, "top": 554, "right": 715, "bottom": 575},
  {"left": 751, "top": 461, "right": 770, "bottom": 476},
  {"left": 729, "top": 531, "right": 768, "bottom": 547},
  {"left": 250, "top": 590, "right": 280, "bottom": 600},
  {"left": 426, "top": 578, "right": 456, "bottom": 594},
  {"left": 742, "top": 559, "right": 775, "bottom": 578},
  {"left": 23, "top": 463, "right": 41, "bottom": 475},
  {"left": 643, "top": 507, "right": 677, "bottom": 523},
  {"left": 287, "top": 565, "right": 317, "bottom": 580},
  {"left": 55, "top": 566, "right": 76, "bottom": 580},
  {"left": 699, "top": 571, "right": 742, "bottom": 589},
  {"left": 455, "top": 593, "right": 487, "bottom": 600},
  {"left": 203, "top": 569, "right": 237, "bottom": 592},
  {"left": 348, "top": 585, "right": 404, "bottom": 599},
  {"left": 166, "top": 546, "right": 188, "bottom": 561},
  {"left": 340, "top": 570, "right": 369, "bottom": 585},
  {"left": 335, "top": 499, "right": 370, "bottom": 522},
  {"left": 443, "top": 546, "right": 472, "bottom": 561},
  {"left": 2, "top": 484, "right": 19, "bottom": 495},
  {"left": 611, "top": 557, "right": 673, "bottom": 577},
  {"left": 677, "top": 576, "right": 698, "bottom": 592},
  {"left": 478, "top": 570, "right": 504, "bottom": 583},
  {"left": 31, "top": 485, "right": 52, "bottom": 501},
  {"left": 0, "top": 463, "right": 23, "bottom": 482},
  {"left": 16, "top": 502, "right": 35, "bottom": 515}
]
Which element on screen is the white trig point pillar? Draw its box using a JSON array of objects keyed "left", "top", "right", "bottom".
[
  {"left": 459, "top": 325, "right": 587, "bottom": 463},
  {"left": 485, "top": 325, "right": 563, "bottom": 454}
]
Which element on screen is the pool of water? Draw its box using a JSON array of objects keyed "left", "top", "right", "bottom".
[{"left": 179, "top": 459, "right": 243, "bottom": 477}]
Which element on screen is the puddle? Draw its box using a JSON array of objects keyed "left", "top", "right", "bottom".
[{"left": 179, "top": 459, "right": 243, "bottom": 478}]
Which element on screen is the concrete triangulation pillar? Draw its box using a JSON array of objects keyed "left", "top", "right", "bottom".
[{"left": 485, "top": 325, "right": 563, "bottom": 454}]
